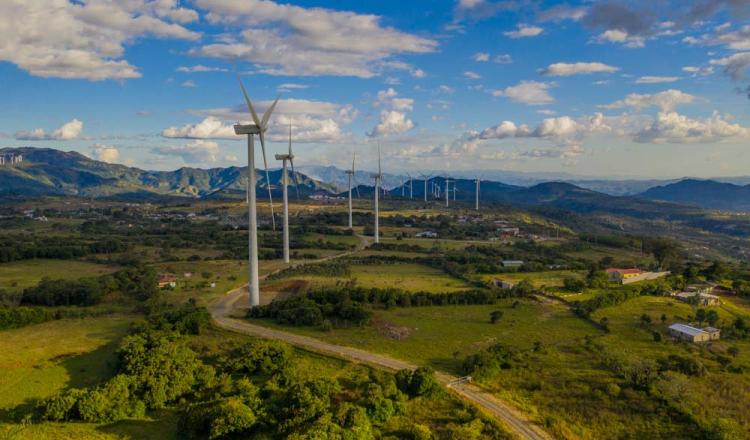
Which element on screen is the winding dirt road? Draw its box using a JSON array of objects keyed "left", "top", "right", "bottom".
[{"left": 208, "top": 235, "right": 552, "bottom": 440}]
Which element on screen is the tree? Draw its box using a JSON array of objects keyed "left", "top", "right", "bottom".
[
  {"left": 652, "top": 331, "right": 662, "bottom": 342},
  {"left": 703, "top": 261, "right": 729, "bottom": 281},
  {"left": 705, "top": 310, "right": 719, "bottom": 327},
  {"left": 489, "top": 310, "right": 504, "bottom": 324},
  {"left": 695, "top": 308, "right": 707, "bottom": 326},
  {"left": 647, "top": 238, "right": 682, "bottom": 270},
  {"left": 728, "top": 346, "right": 740, "bottom": 357},
  {"left": 563, "top": 277, "right": 586, "bottom": 292},
  {"left": 640, "top": 314, "right": 652, "bottom": 326},
  {"left": 660, "top": 313, "right": 668, "bottom": 324}
]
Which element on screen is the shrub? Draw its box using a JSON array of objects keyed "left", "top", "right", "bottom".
[{"left": 222, "top": 340, "right": 292, "bottom": 376}]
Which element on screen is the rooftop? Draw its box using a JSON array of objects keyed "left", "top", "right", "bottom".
[
  {"left": 669, "top": 323, "right": 706, "bottom": 337},
  {"left": 606, "top": 268, "right": 642, "bottom": 275}
]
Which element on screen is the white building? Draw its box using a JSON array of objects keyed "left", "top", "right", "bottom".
[
  {"left": 415, "top": 231, "right": 438, "bottom": 238},
  {"left": 668, "top": 323, "right": 719, "bottom": 343},
  {"left": 501, "top": 260, "right": 524, "bottom": 268}
]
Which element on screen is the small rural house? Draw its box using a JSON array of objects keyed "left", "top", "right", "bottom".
[
  {"left": 668, "top": 323, "right": 720, "bottom": 343},
  {"left": 606, "top": 268, "right": 670, "bottom": 284},
  {"left": 491, "top": 279, "right": 516, "bottom": 289},
  {"left": 415, "top": 231, "right": 438, "bottom": 238},
  {"left": 501, "top": 260, "right": 524, "bottom": 268},
  {"left": 674, "top": 291, "right": 721, "bottom": 306},
  {"left": 158, "top": 274, "right": 177, "bottom": 289}
]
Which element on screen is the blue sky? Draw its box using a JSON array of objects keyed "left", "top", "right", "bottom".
[{"left": 1, "top": 0, "right": 749, "bottom": 178}]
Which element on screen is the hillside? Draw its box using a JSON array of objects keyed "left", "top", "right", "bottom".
[
  {"left": 639, "top": 179, "right": 750, "bottom": 212},
  {"left": 0, "top": 147, "right": 335, "bottom": 199}
]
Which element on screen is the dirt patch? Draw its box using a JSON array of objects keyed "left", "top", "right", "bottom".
[
  {"left": 267, "top": 279, "right": 309, "bottom": 296},
  {"left": 373, "top": 318, "right": 414, "bottom": 340}
]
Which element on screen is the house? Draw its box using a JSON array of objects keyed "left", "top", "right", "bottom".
[
  {"left": 674, "top": 291, "right": 721, "bottom": 306},
  {"left": 497, "top": 227, "right": 520, "bottom": 236},
  {"left": 491, "top": 279, "right": 515, "bottom": 289},
  {"left": 606, "top": 268, "right": 670, "bottom": 285},
  {"left": 415, "top": 231, "right": 438, "bottom": 238},
  {"left": 184, "top": 272, "right": 193, "bottom": 278},
  {"left": 668, "top": 323, "right": 712, "bottom": 343},
  {"left": 703, "top": 327, "right": 721, "bottom": 341},
  {"left": 158, "top": 274, "right": 177, "bottom": 289},
  {"left": 501, "top": 260, "right": 524, "bottom": 268},
  {"left": 606, "top": 268, "right": 642, "bottom": 283}
]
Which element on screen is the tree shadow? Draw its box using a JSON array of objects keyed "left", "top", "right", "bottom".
[
  {"left": 427, "top": 357, "right": 462, "bottom": 375},
  {"left": 97, "top": 409, "right": 180, "bottom": 440}
]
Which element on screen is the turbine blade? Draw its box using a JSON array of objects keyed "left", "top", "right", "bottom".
[
  {"left": 261, "top": 96, "right": 280, "bottom": 129},
  {"left": 259, "top": 131, "right": 276, "bottom": 231},
  {"left": 352, "top": 152, "right": 356, "bottom": 172},
  {"left": 377, "top": 142, "right": 381, "bottom": 175},
  {"left": 237, "top": 75, "right": 261, "bottom": 127},
  {"left": 288, "top": 120, "right": 292, "bottom": 156}
]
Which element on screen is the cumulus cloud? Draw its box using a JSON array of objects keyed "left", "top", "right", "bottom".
[
  {"left": 490, "top": 81, "right": 554, "bottom": 105},
  {"left": 682, "top": 66, "right": 715, "bottom": 77},
  {"left": 176, "top": 65, "right": 227, "bottom": 73},
  {"left": 635, "top": 76, "right": 680, "bottom": 84},
  {"left": 473, "top": 52, "right": 490, "bottom": 62},
  {"left": 369, "top": 110, "right": 414, "bottom": 137},
  {"left": 464, "top": 71, "right": 481, "bottom": 80},
  {"left": 277, "top": 83, "right": 309, "bottom": 92},
  {"left": 504, "top": 24, "right": 544, "bottom": 38},
  {"left": 375, "top": 88, "right": 414, "bottom": 111},
  {"left": 494, "top": 54, "right": 513, "bottom": 64},
  {"left": 634, "top": 111, "right": 750, "bottom": 143},
  {"left": 90, "top": 145, "right": 120, "bottom": 163},
  {"left": 153, "top": 140, "right": 221, "bottom": 164},
  {"left": 600, "top": 89, "right": 696, "bottom": 112},
  {"left": 181, "top": 80, "right": 197, "bottom": 88},
  {"left": 453, "top": 0, "right": 520, "bottom": 21},
  {"left": 163, "top": 98, "right": 358, "bottom": 143},
  {"left": 473, "top": 113, "right": 610, "bottom": 146},
  {"left": 0, "top": 0, "right": 199, "bottom": 80},
  {"left": 594, "top": 29, "right": 645, "bottom": 48},
  {"left": 15, "top": 119, "right": 83, "bottom": 140},
  {"left": 537, "top": 5, "right": 588, "bottom": 22},
  {"left": 191, "top": 0, "right": 436, "bottom": 78},
  {"left": 540, "top": 62, "right": 619, "bottom": 76}
]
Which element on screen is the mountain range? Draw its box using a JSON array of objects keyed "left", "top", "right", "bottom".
[{"left": 1, "top": 147, "right": 748, "bottom": 214}]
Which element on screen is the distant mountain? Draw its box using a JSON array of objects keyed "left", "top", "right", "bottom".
[
  {"left": 0, "top": 147, "right": 335, "bottom": 200},
  {"left": 639, "top": 179, "right": 750, "bottom": 212}
]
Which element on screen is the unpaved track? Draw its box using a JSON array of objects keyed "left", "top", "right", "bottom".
[{"left": 208, "top": 234, "right": 552, "bottom": 440}]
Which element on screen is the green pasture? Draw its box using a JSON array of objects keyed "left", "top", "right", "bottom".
[{"left": 0, "top": 260, "right": 119, "bottom": 292}]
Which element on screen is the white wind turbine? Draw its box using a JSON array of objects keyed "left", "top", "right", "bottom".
[
  {"left": 235, "top": 77, "right": 279, "bottom": 307},
  {"left": 371, "top": 143, "right": 383, "bottom": 243},
  {"left": 345, "top": 153, "right": 356, "bottom": 229},
  {"left": 445, "top": 178, "right": 452, "bottom": 207},
  {"left": 407, "top": 173, "right": 414, "bottom": 199},
  {"left": 419, "top": 173, "right": 432, "bottom": 202},
  {"left": 275, "top": 122, "right": 298, "bottom": 264},
  {"left": 475, "top": 176, "right": 481, "bottom": 211}
]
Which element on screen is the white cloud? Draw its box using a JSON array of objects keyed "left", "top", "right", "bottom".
[
  {"left": 176, "top": 65, "right": 227, "bottom": 73},
  {"left": 493, "top": 54, "right": 513, "bottom": 64},
  {"left": 538, "top": 5, "right": 587, "bottom": 22},
  {"left": 181, "top": 80, "right": 197, "bottom": 88},
  {"left": 164, "top": 98, "right": 358, "bottom": 143},
  {"left": 473, "top": 113, "right": 611, "bottom": 146},
  {"left": 682, "top": 66, "right": 715, "bottom": 77},
  {"left": 90, "top": 145, "right": 120, "bottom": 163},
  {"left": 277, "top": 83, "right": 309, "bottom": 92},
  {"left": 595, "top": 29, "right": 645, "bottom": 48},
  {"left": 438, "top": 85, "right": 455, "bottom": 94},
  {"left": 161, "top": 117, "right": 236, "bottom": 139},
  {"left": 369, "top": 110, "right": 414, "bottom": 137},
  {"left": 635, "top": 76, "right": 680, "bottom": 84},
  {"left": 685, "top": 24, "right": 750, "bottom": 51},
  {"left": 491, "top": 81, "right": 554, "bottom": 105},
  {"left": 153, "top": 140, "right": 221, "bottom": 164},
  {"left": 504, "top": 24, "right": 543, "bottom": 39},
  {"left": 0, "top": 0, "right": 199, "bottom": 80},
  {"left": 473, "top": 52, "right": 489, "bottom": 62},
  {"left": 634, "top": 111, "right": 750, "bottom": 143},
  {"left": 375, "top": 88, "right": 414, "bottom": 111},
  {"left": 192, "top": 0, "right": 436, "bottom": 78},
  {"left": 15, "top": 119, "right": 83, "bottom": 140},
  {"left": 600, "top": 89, "right": 696, "bottom": 112},
  {"left": 540, "top": 62, "right": 618, "bottom": 76},
  {"left": 464, "top": 71, "right": 481, "bottom": 80}
]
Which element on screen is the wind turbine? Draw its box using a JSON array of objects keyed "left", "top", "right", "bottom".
[
  {"left": 419, "top": 173, "right": 431, "bottom": 202},
  {"left": 235, "top": 76, "right": 278, "bottom": 307},
  {"left": 371, "top": 143, "right": 382, "bottom": 243},
  {"left": 345, "top": 153, "right": 356, "bottom": 229},
  {"left": 408, "top": 174, "right": 414, "bottom": 199},
  {"left": 275, "top": 122, "right": 298, "bottom": 264},
  {"left": 445, "top": 178, "right": 452, "bottom": 207},
  {"left": 475, "top": 176, "right": 481, "bottom": 211}
]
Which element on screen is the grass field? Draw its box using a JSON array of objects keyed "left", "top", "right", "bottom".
[
  {"left": 478, "top": 270, "right": 585, "bottom": 290},
  {"left": 0, "top": 260, "right": 119, "bottom": 292},
  {"left": 0, "top": 317, "right": 133, "bottom": 418}
]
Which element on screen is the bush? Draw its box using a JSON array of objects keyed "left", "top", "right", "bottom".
[
  {"left": 563, "top": 277, "right": 586, "bottom": 292},
  {"left": 0, "top": 306, "right": 55, "bottom": 330},
  {"left": 395, "top": 368, "right": 437, "bottom": 397},
  {"left": 180, "top": 397, "right": 258, "bottom": 439},
  {"left": 222, "top": 340, "right": 292, "bottom": 376}
]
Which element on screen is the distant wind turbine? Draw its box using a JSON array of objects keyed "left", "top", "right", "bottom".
[
  {"left": 475, "top": 176, "right": 481, "bottom": 211},
  {"left": 275, "top": 122, "right": 298, "bottom": 264},
  {"left": 345, "top": 153, "right": 356, "bottom": 229},
  {"left": 371, "top": 143, "right": 383, "bottom": 243}
]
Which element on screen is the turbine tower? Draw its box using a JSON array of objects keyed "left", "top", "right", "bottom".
[
  {"left": 475, "top": 176, "right": 480, "bottom": 211},
  {"left": 371, "top": 144, "right": 383, "bottom": 243},
  {"left": 445, "top": 178, "right": 451, "bottom": 208},
  {"left": 235, "top": 77, "right": 278, "bottom": 307},
  {"left": 408, "top": 174, "right": 414, "bottom": 199},
  {"left": 419, "top": 173, "right": 431, "bottom": 202},
  {"left": 275, "top": 122, "right": 298, "bottom": 264},
  {"left": 345, "top": 153, "right": 356, "bottom": 229}
]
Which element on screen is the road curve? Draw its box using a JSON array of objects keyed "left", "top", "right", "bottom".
[{"left": 208, "top": 234, "right": 552, "bottom": 440}]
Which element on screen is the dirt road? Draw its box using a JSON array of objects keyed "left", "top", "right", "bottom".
[{"left": 208, "top": 235, "right": 552, "bottom": 440}]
